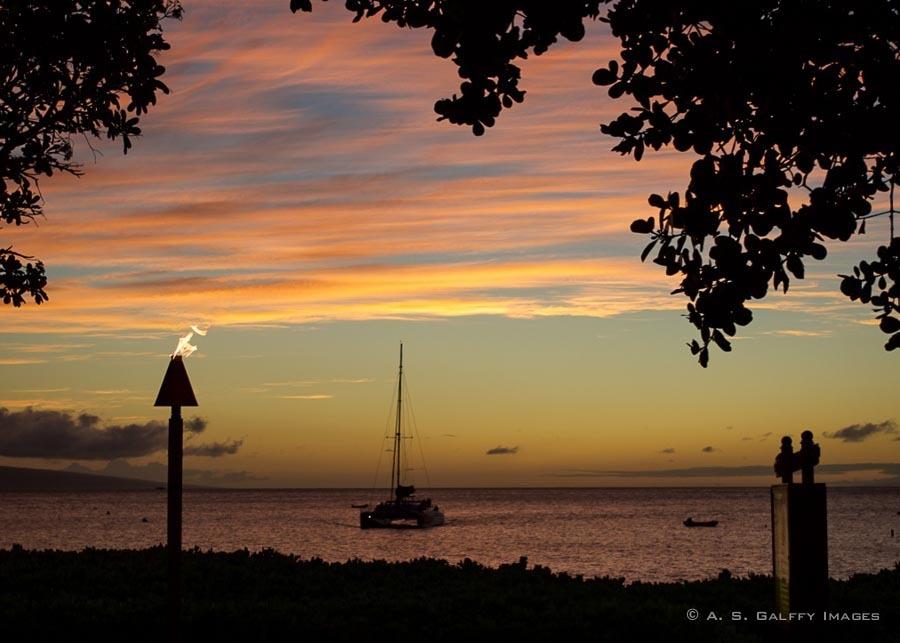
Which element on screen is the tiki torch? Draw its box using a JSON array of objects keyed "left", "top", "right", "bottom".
[{"left": 154, "top": 329, "right": 201, "bottom": 641}]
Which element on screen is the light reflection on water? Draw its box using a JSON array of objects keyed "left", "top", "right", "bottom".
[{"left": 1, "top": 487, "right": 898, "bottom": 582}]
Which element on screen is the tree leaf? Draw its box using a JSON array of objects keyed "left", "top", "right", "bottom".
[
  {"left": 880, "top": 316, "right": 900, "bottom": 334},
  {"left": 290, "top": 0, "right": 313, "bottom": 12},
  {"left": 630, "top": 217, "right": 654, "bottom": 234}
]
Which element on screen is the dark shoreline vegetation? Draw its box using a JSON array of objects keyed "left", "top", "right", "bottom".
[{"left": 1, "top": 547, "right": 897, "bottom": 642}]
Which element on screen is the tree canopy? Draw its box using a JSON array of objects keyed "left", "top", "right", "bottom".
[
  {"left": 0, "top": 0, "right": 182, "bottom": 307},
  {"left": 293, "top": 0, "right": 900, "bottom": 366}
]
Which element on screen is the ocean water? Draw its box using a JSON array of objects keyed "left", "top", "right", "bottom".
[{"left": 1, "top": 487, "right": 898, "bottom": 582}]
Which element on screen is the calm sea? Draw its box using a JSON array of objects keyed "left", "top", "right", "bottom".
[{"left": 1, "top": 487, "right": 898, "bottom": 582}]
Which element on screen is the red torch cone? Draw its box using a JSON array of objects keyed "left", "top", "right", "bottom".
[{"left": 155, "top": 355, "right": 198, "bottom": 642}]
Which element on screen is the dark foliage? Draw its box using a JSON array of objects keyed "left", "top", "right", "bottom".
[
  {"left": 0, "top": 247, "right": 47, "bottom": 306},
  {"left": 597, "top": 1, "right": 900, "bottom": 365},
  {"left": 294, "top": 1, "right": 900, "bottom": 365},
  {"left": 1, "top": 547, "right": 898, "bottom": 642},
  {"left": 0, "top": 0, "right": 182, "bottom": 307}
]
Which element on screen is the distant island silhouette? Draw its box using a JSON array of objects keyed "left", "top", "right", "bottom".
[{"left": 0, "top": 465, "right": 211, "bottom": 492}]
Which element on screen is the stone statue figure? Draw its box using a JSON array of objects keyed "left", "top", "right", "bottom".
[{"left": 774, "top": 430, "right": 820, "bottom": 484}]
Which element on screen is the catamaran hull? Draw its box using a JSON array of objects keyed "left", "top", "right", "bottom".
[
  {"left": 418, "top": 508, "right": 445, "bottom": 528},
  {"left": 360, "top": 508, "right": 445, "bottom": 529}
]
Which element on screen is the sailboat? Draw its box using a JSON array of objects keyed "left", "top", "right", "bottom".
[{"left": 359, "top": 344, "right": 445, "bottom": 529}]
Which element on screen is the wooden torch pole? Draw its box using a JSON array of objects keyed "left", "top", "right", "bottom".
[{"left": 167, "top": 404, "right": 183, "bottom": 642}]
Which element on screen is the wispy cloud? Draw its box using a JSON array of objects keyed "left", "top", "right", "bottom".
[
  {"left": 276, "top": 394, "right": 333, "bottom": 400},
  {"left": 262, "top": 381, "right": 319, "bottom": 388},
  {"left": 184, "top": 439, "right": 243, "bottom": 457},
  {"left": 260, "top": 378, "right": 372, "bottom": 388},
  {"left": 763, "top": 329, "right": 833, "bottom": 337},
  {"left": 487, "top": 445, "right": 519, "bottom": 455},
  {"left": 10, "top": 343, "right": 94, "bottom": 353},
  {"left": 824, "top": 420, "right": 897, "bottom": 443},
  {"left": 0, "top": 1, "right": 863, "bottom": 336},
  {"left": 0, "top": 3, "right": 750, "bottom": 334}
]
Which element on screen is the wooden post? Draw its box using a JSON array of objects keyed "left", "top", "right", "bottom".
[
  {"left": 771, "top": 431, "right": 827, "bottom": 616},
  {"left": 167, "top": 405, "right": 183, "bottom": 642},
  {"left": 771, "top": 483, "right": 828, "bottom": 614}
]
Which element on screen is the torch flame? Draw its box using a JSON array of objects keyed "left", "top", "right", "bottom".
[{"left": 172, "top": 324, "right": 210, "bottom": 359}]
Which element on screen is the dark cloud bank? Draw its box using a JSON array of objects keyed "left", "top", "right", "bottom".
[
  {"left": 486, "top": 445, "right": 519, "bottom": 455},
  {"left": 824, "top": 420, "right": 896, "bottom": 443},
  {"left": 0, "top": 407, "right": 240, "bottom": 459}
]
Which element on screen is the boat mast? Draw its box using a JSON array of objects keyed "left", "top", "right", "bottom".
[{"left": 391, "top": 343, "right": 403, "bottom": 498}]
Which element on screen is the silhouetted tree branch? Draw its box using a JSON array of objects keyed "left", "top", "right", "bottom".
[
  {"left": 294, "top": 0, "right": 900, "bottom": 365},
  {"left": 0, "top": 247, "right": 47, "bottom": 307},
  {"left": 0, "top": 0, "right": 183, "bottom": 307}
]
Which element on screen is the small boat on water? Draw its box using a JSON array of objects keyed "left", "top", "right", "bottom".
[
  {"left": 359, "top": 344, "right": 445, "bottom": 530},
  {"left": 684, "top": 517, "right": 718, "bottom": 528}
]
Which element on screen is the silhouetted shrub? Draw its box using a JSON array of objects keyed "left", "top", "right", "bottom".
[{"left": 1, "top": 547, "right": 897, "bottom": 642}]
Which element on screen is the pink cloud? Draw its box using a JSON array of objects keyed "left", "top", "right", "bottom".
[{"left": 2, "top": 2, "right": 861, "bottom": 334}]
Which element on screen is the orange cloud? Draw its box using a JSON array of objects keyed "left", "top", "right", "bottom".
[{"left": 1, "top": 1, "right": 863, "bottom": 336}]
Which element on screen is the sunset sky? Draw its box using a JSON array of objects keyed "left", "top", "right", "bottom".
[{"left": 1, "top": 1, "right": 898, "bottom": 487}]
